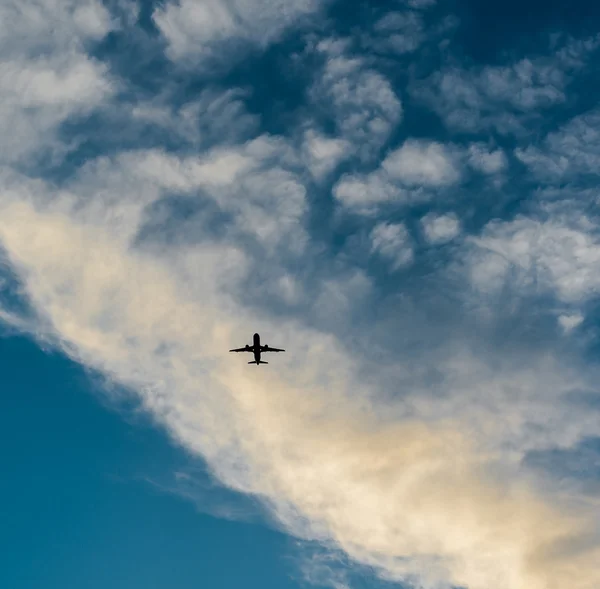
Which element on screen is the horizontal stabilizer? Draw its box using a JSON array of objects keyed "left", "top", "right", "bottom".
[{"left": 248, "top": 360, "right": 268, "bottom": 364}]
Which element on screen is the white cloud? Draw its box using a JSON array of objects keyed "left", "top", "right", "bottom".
[
  {"left": 333, "top": 171, "right": 403, "bottom": 211},
  {"left": 421, "top": 212, "right": 461, "bottom": 244},
  {"left": 370, "top": 222, "right": 414, "bottom": 269},
  {"left": 467, "top": 216, "right": 600, "bottom": 304},
  {"left": 153, "top": 0, "right": 326, "bottom": 64},
  {"left": 515, "top": 108, "right": 600, "bottom": 182},
  {"left": 383, "top": 139, "right": 462, "bottom": 186},
  {"left": 0, "top": 0, "right": 116, "bottom": 164},
  {"left": 332, "top": 139, "right": 462, "bottom": 213},
  {"left": 74, "top": 137, "right": 308, "bottom": 254},
  {"left": 0, "top": 0, "right": 113, "bottom": 56},
  {"left": 312, "top": 45, "right": 403, "bottom": 158},
  {"left": 558, "top": 313, "right": 584, "bottom": 332},
  {"left": 412, "top": 35, "right": 600, "bottom": 135},
  {"left": 467, "top": 143, "right": 508, "bottom": 174},
  {"left": 129, "top": 87, "right": 259, "bottom": 147},
  {"left": 302, "top": 130, "right": 352, "bottom": 180}
]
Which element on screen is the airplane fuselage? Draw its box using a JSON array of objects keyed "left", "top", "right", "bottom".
[{"left": 253, "top": 332, "right": 261, "bottom": 363}]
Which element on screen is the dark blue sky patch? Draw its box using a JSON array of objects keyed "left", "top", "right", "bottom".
[{"left": 451, "top": 0, "right": 600, "bottom": 63}]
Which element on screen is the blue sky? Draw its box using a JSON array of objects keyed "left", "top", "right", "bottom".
[{"left": 1, "top": 1, "right": 600, "bottom": 589}]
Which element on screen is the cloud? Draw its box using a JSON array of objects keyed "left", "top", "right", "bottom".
[
  {"left": 73, "top": 136, "right": 309, "bottom": 255},
  {"left": 332, "top": 139, "right": 461, "bottom": 213},
  {"left": 412, "top": 34, "right": 600, "bottom": 135},
  {"left": 421, "top": 212, "right": 461, "bottom": 244},
  {"left": 558, "top": 313, "right": 584, "bottom": 333},
  {"left": 333, "top": 170, "right": 413, "bottom": 212},
  {"left": 383, "top": 139, "right": 462, "bottom": 186},
  {"left": 0, "top": 0, "right": 116, "bottom": 164},
  {"left": 365, "top": 11, "right": 425, "bottom": 55},
  {"left": 127, "top": 87, "right": 260, "bottom": 148},
  {"left": 311, "top": 41, "right": 403, "bottom": 158},
  {"left": 301, "top": 130, "right": 352, "bottom": 180},
  {"left": 467, "top": 143, "right": 508, "bottom": 175},
  {"left": 370, "top": 222, "right": 414, "bottom": 269},
  {"left": 0, "top": 0, "right": 113, "bottom": 56},
  {"left": 153, "top": 0, "right": 326, "bottom": 65},
  {"left": 466, "top": 215, "right": 600, "bottom": 305},
  {"left": 515, "top": 108, "right": 600, "bottom": 182}
]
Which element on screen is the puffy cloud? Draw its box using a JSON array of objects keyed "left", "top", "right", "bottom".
[
  {"left": 333, "top": 170, "right": 414, "bottom": 212},
  {"left": 383, "top": 139, "right": 462, "bottom": 187},
  {"left": 370, "top": 222, "right": 414, "bottom": 269},
  {"left": 302, "top": 130, "right": 352, "bottom": 180},
  {"left": 153, "top": 0, "right": 326, "bottom": 64},
  {"left": 0, "top": 0, "right": 116, "bottom": 163},
  {"left": 0, "top": 0, "right": 113, "bottom": 56},
  {"left": 467, "top": 216, "right": 600, "bottom": 305},
  {"left": 312, "top": 42, "right": 403, "bottom": 158},
  {"left": 421, "top": 212, "right": 461, "bottom": 244},
  {"left": 467, "top": 143, "right": 508, "bottom": 174},
  {"left": 558, "top": 313, "right": 584, "bottom": 333},
  {"left": 332, "top": 139, "right": 462, "bottom": 213}
]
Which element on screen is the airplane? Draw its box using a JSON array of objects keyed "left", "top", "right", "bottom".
[{"left": 229, "top": 332, "right": 285, "bottom": 365}]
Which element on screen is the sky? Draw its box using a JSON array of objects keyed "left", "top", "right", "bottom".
[{"left": 1, "top": 1, "right": 600, "bottom": 589}]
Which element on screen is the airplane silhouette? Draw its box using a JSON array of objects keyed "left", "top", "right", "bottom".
[{"left": 229, "top": 333, "right": 285, "bottom": 365}]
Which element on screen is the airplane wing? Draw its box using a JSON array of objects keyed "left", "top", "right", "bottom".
[
  {"left": 261, "top": 345, "right": 285, "bottom": 352},
  {"left": 229, "top": 347, "right": 251, "bottom": 352}
]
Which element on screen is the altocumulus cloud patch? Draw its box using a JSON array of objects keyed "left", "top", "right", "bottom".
[{"left": 1, "top": 1, "right": 600, "bottom": 589}]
